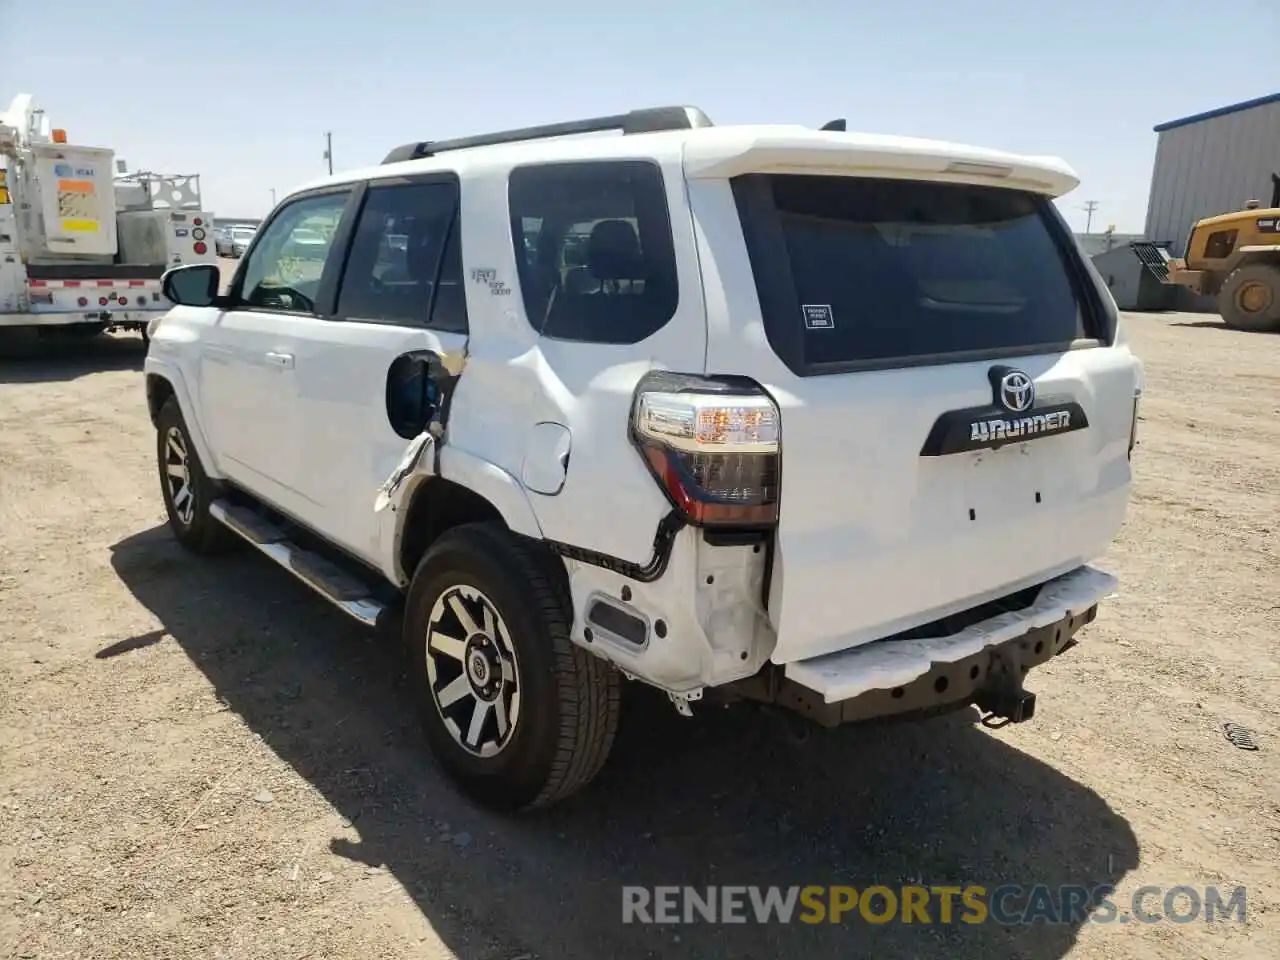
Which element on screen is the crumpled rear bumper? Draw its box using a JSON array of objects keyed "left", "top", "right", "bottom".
[{"left": 770, "top": 565, "right": 1117, "bottom": 725}]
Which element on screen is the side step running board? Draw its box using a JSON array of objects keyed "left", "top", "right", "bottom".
[{"left": 209, "top": 499, "right": 387, "bottom": 627}]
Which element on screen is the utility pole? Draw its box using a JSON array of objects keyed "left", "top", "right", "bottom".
[
  {"left": 270, "top": 188, "right": 277, "bottom": 207},
  {"left": 1082, "top": 200, "right": 1099, "bottom": 234},
  {"left": 323, "top": 132, "right": 333, "bottom": 175}
]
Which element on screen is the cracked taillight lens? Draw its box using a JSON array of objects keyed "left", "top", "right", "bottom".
[{"left": 630, "top": 373, "right": 780, "bottom": 527}]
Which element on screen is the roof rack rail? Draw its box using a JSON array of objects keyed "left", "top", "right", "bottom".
[{"left": 381, "top": 105, "right": 714, "bottom": 165}]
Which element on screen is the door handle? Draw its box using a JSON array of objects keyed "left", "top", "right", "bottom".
[{"left": 265, "top": 351, "right": 295, "bottom": 369}]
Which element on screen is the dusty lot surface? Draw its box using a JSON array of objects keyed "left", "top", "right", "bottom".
[{"left": 1, "top": 313, "right": 1277, "bottom": 959}]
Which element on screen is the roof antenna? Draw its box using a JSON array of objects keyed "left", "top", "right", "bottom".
[{"left": 820, "top": 118, "right": 846, "bottom": 132}]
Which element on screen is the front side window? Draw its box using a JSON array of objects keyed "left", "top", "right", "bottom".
[
  {"left": 237, "top": 191, "right": 349, "bottom": 314},
  {"left": 733, "top": 175, "right": 1097, "bottom": 372},
  {"left": 336, "top": 179, "right": 467, "bottom": 332},
  {"left": 508, "top": 160, "right": 678, "bottom": 343}
]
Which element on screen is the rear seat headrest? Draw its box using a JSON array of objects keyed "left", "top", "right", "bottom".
[{"left": 587, "top": 219, "right": 643, "bottom": 281}]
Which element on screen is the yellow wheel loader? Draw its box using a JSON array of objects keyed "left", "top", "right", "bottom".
[{"left": 1165, "top": 200, "right": 1280, "bottom": 331}]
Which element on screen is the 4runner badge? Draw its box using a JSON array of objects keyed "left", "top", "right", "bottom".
[{"left": 917, "top": 365, "right": 1089, "bottom": 457}]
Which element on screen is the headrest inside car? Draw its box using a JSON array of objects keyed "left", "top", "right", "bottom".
[{"left": 587, "top": 219, "right": 643, "bottom": 282}]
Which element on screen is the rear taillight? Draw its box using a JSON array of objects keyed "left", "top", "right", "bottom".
[
  {"left": 630, "top": 373, "right": 780, "bottom": 527},
  {"left": 193, "top": 241, "right": 208, "bottom": 255}
]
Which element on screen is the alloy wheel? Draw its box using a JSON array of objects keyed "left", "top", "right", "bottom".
[
  {"left": 163, "top": 426, "right": 196, "bottom": 526},
  {"left": 425, "top": 584, "right": 522, "bottom": 758}
]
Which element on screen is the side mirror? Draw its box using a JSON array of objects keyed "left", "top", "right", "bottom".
[{"left": 162, "top": 263, "right": 220, "bottom": 307}]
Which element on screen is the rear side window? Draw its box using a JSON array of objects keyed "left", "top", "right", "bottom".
[
  {"left": 337, "top": 179, "right": 468, "bottom": 333},
  {"left": 732, "top": 175, "right": 1097, "bottom": 373},
  {"left": 508, "top": 160, "right": 678, "bottom": 343}
]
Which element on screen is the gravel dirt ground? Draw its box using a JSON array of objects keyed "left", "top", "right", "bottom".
[{"left": 0, "top": 311, "right": 1276, "bottom": 960}]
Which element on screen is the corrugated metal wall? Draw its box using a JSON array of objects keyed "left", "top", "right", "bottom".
[
  {"left": 1143, "top": 99, "right": 1280, "bottom": 254},
  {"left": 1092, "top": 245, "right": 1146, "bottom": 310}
]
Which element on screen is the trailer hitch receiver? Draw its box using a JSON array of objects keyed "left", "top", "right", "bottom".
[{"left": 974, "top": 646, "right": 1037, "bottom": 727}]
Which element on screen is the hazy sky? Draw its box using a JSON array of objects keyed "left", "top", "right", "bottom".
[{"left": 4, "top": 0, "right": 1277, "bottom": 231}]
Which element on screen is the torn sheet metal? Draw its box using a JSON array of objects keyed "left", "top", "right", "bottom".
[
  {"left": 374, "top": 432, "right": 435, "bottom": 514},
  {"left": 437, "top": 348, "right": 466, "bottom": 377},
  {"left": 784, "top": 565, "right": 1118, "bottom": 704},
  {"left": 373, "top": 347, "right": 466, "bottom": 515}
]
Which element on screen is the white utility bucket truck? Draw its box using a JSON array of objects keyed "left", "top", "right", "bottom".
[{"left": 0, "top": 93, "right": 216, "bottom": 343}]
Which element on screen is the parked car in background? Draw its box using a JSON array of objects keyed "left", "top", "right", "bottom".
[
  {"left": 230, "top": 226, "right": 257, "bottom": 258},
  {"left": 214, "top": 225, "right": 257, "bottom": 258},
  {"left": 214, "top": 226, "right": 236, "bottom": 257}
]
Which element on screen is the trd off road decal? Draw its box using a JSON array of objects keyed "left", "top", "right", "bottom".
[
  {"left": 919, "top": 365, "right": 1089, "bottom": 456},
  {"left": 469, "top": 267, "right": 512, "bottom": 296}
]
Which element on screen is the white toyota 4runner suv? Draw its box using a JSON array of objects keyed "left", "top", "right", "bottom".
[{"left": 145, "top": 106, "right": 1142, "bottom": 811}]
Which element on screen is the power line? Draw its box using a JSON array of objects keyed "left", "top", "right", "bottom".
[{"left": 1081, "top": 200, "right": 1099, "bottom": 234}]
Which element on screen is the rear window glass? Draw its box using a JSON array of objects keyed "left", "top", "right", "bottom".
[{"left": 732, "top": 175, "right": 1094, "bottom": 371}]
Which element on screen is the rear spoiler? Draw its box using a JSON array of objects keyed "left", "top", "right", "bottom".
[{"left": 681, "top": 130, "right": 1079, "bottom": 198}]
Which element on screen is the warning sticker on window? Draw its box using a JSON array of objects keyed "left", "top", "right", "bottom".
[{"left": 802, "top": 304, "right": 834, "bottom": 330}]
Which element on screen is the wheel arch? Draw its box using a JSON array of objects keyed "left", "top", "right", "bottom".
[
  {"left": 145, "top": 372, "right": 175, "bottom": 425},
  {"left": 144, "top": 360, "right": 223, "bottom": 480},
  {"left": 395, "top": 447, "right": 549, "bottom": 586}
]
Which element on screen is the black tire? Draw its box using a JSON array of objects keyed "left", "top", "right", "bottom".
[
  {"left": 155, "top": 397, "right": 237, "bottom": 554},
  {"left": 405, "top": 521, "right": 620, "bottom": 811},
  {"left": 1218, "top": 263, "right": 1280, "bottom": 332}
]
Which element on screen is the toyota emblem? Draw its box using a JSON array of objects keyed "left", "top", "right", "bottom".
[{"left": 999, "top": 370, "right": 1035, "bottom": 413}]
